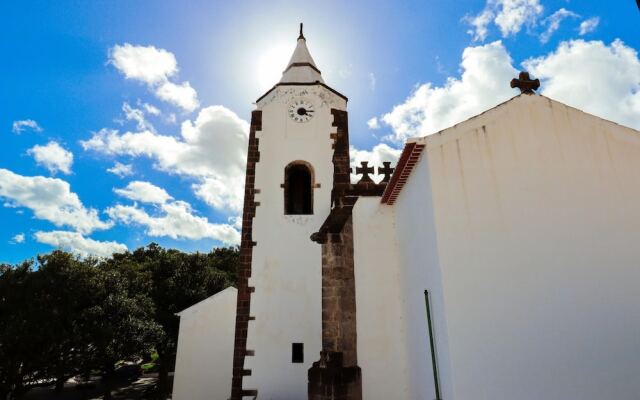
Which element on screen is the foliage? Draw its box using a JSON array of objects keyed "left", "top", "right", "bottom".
[
  {"left": 0, "top": 244, "right": 238, "bottom": 400},
  {"left": 141, "top": 352, "right": 159, "bottom": 372},
  {"left": 79, "top": 264, "right": 163, "bottom": 400},
  {"left": 31, "top": 252, "right": 98, "bottom": 392},
  {"left": 0, "top": 260, "right": 35, "bottom": 399}
]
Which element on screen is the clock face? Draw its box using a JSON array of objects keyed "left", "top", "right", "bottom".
[{"left": 288, "top": 99, "right": 315, "bottom": 123}]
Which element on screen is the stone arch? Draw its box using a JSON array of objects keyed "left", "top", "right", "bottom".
[{"left": 283, "top": 161, "right": 315, "bottom": 215}]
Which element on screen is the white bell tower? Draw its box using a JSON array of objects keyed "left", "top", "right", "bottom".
[{"left": 231, "top": 24, "right": 348, "bottom": 400}]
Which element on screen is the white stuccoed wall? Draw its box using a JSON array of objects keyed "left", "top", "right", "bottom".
[
  {"left": 352, "top": 197, "right": 414, "bottom": 399},
  {"left": 393, "top": 152, "right": 452, "bottom": 400},
  {"left": 242, "top": 84, "right": 346, "bottom": 399},
  {"left": 395, "top": 94, "right": 640, "bottom": 400},
  {"left": 172, "top": 287, "right": 237, "bottom": 400}
]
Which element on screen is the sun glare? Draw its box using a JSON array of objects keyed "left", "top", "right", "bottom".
[{"left": 256, "top": 43, "right": 295, "bottom": 92}]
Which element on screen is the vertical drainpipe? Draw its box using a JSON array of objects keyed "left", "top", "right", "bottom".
[{"left": 424, "top": 290, "right": 442, "bottom": 400}]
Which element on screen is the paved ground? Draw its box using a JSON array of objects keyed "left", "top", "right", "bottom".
[{"left": 21, "top": 373, "right": 171, "bottom": 400}]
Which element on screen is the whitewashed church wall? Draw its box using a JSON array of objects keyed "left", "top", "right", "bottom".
[
  {"left": 392, "top": 153, "right": 454, "bottom": 400},
  {"left": 423, "top": 94, "right": 640, "bottom": 400},
  {"left": 243, "top": 86, "right": 346, "bottom": 399},
  {"left": 172, "top": 287, "right": 237, "bottom": 400},
  {"left": 352, "top": 198, "right": 412, "bottom": 399}
]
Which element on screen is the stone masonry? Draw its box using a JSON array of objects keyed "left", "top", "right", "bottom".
[
  {"left": 230, "top": 110, "right": 261, "bottom": 400},
  {"left": 308, "top": 216, "right": 362, "bottom": 400},
  {"left": 308, "top": 109, "right": 362, "bottom": 400}
]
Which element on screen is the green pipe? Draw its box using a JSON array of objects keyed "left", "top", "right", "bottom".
[{"left": 424, "top": 290, "right": 442, "bottom": 400}]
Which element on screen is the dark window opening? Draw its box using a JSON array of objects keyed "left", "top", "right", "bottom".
[
  {"left": 285, "top": 164, "right": 313, "bottom": 215},
  {"left": 292, "top": 343, "right": 304, "bottom": 363}
]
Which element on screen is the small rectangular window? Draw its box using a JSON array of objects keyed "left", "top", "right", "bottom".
[{"left": 292, "top": 343, "right": 304, "bottom": 363}]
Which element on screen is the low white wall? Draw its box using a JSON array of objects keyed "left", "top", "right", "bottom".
[
  {"left": 172, "top": 287, "right": 237, "bottom": 400},
  {"left": 352, "top": 198, "right": 413, "bottom": 399}
]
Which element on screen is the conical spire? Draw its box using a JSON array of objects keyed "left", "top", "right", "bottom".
[{"left": 280, "top": 23, "right": 324, "bottom": 84}]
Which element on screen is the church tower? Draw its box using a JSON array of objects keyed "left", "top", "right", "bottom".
[{"left": 231, "top": 24, "right": 348, "bottom": 400}]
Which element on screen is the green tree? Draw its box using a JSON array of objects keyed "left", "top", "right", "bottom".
[
  {"left": 79, "top": 263, "right": 163, "bottom": 400},
  {"left": 0, "top": 244, "right": 239, "bottom": 399},
  {"left": 32, "top": 251, "right": 98, "bottom": 392},
  {"left": 122, "top": 243, "right": 237, "bottom": 399},
  {"left": 0, "top": 260, "right": 35, "bottom": 399}
]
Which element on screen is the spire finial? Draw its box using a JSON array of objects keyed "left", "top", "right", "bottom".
[{"left": 298, "top": 23, "right": 305, "bottom": 40}]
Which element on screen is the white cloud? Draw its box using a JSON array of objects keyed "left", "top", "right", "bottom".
[
  {"left": 10, "top": 233, "right": 25, "bottom": 244},
  {"left": 107, "top": 162, "right": 134, "bottom": 178},
  {"left": 109, "top": 43, "right": 177, "bottom": 85},
  {"left": 191, "top": 178, "right": 244, "bottom": 214},
  {"left": 123, "top": 102, "right": 154, "bottom": 131},
  {"left": 466, "top": 0, "right": 544, "bottom": 41},
  {"left": 0, "top": 168, "right": 112, "bottom": 234},
  {"left": 579, "top": 17, "right": 600, "bottom": 36},
  {"left": 228, "top": 215, "right": 242, "bottom": 230},
  {"left": 34, "top": 231, "right": 127, "bottom": 258},
  {"left": 106, "top": 200, "right": 239, "bottom": 244},
  {"left": 540, "top": 8, "right": 579, "bottom": 44},
  {"left": 155, "top": 81, "right": 199, "bottom": 112},
  {"left": 165, "top": 113, "right": 177, "bottom": 124},
  {"left": 466, "top": 9, "right": 495, "bottom": 42},
  {"left": 12, "top": 119, "right": 42, "bottom": 134},
  {"left": 140, "top": 102, "right": 161, "bottom": 116},
  {"left": 82, "top": 105, "right": 249, "bottom": 212},
  {"left": 114, "top": 181, "right": 173, "bottom": 204},
  {"left": 435, "top": 55, "right": 449, "bottom": 75},
  {"left": 27, "top": 141, "right": 74, "bottom": 175},
  {"left": 369, "top": 72, "right": 376, "bottom": 91},
  {"left": 377, "top": 38, "right": 640, "bottom": 145},
  {"left": 367, "top": 117, "right": 380, "bottom": 130},
  {"left": 350, "top": 143, "right": 402, "bottom": 183},
  {"left": 381, "top": 41, "right": 517, "bottom": 143},
  {"left": 495, "top": 0, "right": 543, "bottom": 37},
  {"left": 109, "top": 43, "right": 199, "bottom": 113},
  {"left": 524, "top": 39, "right": 640, "bottom": 130},
  {"left": 338, "top": 64, "right": 353, "bottom": 79}
]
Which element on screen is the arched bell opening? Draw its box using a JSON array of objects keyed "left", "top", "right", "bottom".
[{"left": 283, "top": 161, "right": 315, "bottom": 215}]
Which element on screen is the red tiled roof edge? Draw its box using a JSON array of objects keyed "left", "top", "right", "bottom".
[{"left": 380, "top": 142, "right": 425, "bottom": 205}]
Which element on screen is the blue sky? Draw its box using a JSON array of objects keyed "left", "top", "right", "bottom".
[{"left": 1, "top": 0, "right": 639, "bottom": 263}]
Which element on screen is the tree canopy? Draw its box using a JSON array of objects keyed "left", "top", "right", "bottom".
[{"left": 0, "top": 244, "right": 238, "bottom": 400}]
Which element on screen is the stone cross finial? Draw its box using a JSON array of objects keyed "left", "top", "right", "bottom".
[
  {"left": 355, "top": 161, "right": 374, "bottom": 183},
  {"left": 378, "top": 162, "right": 395, "bottom": 183},
  {"left": 510, "top": 71, "right": 540, "bottom": 95}
]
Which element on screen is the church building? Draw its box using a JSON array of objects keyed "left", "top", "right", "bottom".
[{"left": 172, "top": 26, "right": 640, "bottom": 400}]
